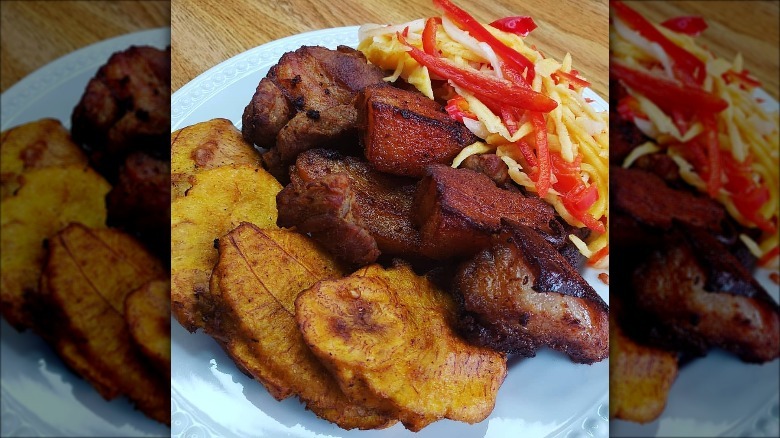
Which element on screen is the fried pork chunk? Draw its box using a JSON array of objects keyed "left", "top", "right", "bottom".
[
  {"left": 71, "top": 45, "right": 170, "bottom": 181},
  {"left": 413, "top": 165, "right": 567, "bottom": 260},
  {"left": 241, "top": 45, "right": 385, "bottom": 178},
  {"left": 296, "top": 263, "right": 507, "bottom": 431},
  {"left": 277, "top": 148, "right": 422, "bottom": 267},
  {"left": 453, "top": 220, "right": 609, "bottom": 364},
  {"left": 632, "top": 226, "right": 780, "bottom": 363},
  {"left": 356, "top": 84, "right": 479, "bottom": 178},
  {"left": 612, "top": 166, "right": 725, "bottom": 231},
  {"left": 107, "top": 151, "right": 171, "bottom": 260}
]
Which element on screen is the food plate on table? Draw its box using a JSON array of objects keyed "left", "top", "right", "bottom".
[
  {"left": 608, "top": 1, "right": 780, "bottom": 435},
  {"left": 610, "top": 96, "right": 780, "bottom": 438},
  {"left": 0, "top": 28, "right": 171, "bottom": 437},
  {"left": 171, "top": 25, "right": 609, "bottom": 438}
]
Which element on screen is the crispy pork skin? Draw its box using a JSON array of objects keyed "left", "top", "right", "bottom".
[
  {"left": 612, "top": 166, "right": 725, "bottom": 231},
  {"left": 632, "top": 227, "right": 780, "bottom": 363},
  {"left": 453, "top": 220, "right": 609, "bottom": 364},
  {"left": 357, "top": 84, "right": 479, "bottom": 177},
  {"left": 276, "top": 149, "right": 422, "bottom": 266},
  {"left": 413, "top": 165, "right": 565, "bottom": 260}
]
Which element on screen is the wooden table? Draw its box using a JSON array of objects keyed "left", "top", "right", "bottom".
[
  {"left": 0, "top": 0, "right": 170, "bottom": 93},
  {"left": 172, "top": 0, "right": 609, "bottom": 98},
  {"left": 624, "top": 1, "right": 780, "bottom": 99}
]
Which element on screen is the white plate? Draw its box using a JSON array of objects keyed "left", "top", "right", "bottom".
[
  {"left": 609, "top": 92, "right": 780, "bottom": 437},
  {"left": 0, "top": 28, "right": 171, "bottom": 437},
  {"left": 171, "top": 26, "right": 609, "bottom": 438}
]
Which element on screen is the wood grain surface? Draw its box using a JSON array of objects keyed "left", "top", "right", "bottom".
[
  {"left": 171, "top": 0, "right": 609, "bottom": 98},
  {"left": 620, "top": 1, "right": 779, "bottom": 99},
  {"left": 0, "top": 0, "right": 170, "bottom": 92}
]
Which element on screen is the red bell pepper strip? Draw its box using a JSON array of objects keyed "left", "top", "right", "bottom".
[
  {"left": 617, "top": 95, "right": 646, "bottom": 120},
  {"left": 444, "top": 95, "right": 475, "bottom": 122},
  {"left": 422, "top": 17, "right": 440, "bottom": 57},
  {"left": 610, "top": 62, "right": 728, "bottom": 114},
  {"left": 515, "top": 140, "right": 539, "bottom": 169},
  {"left": 530, "top": 112, "right": 551, "bottom": 197},
  {"left": 433, "top": 0, "right": 537, "bottom": 82},
  {"left": 553, "top": 70, "right": 591, "bottom": 88},
  {"left": 588, "top": 245, "right": 609, "bottom": 266},
  {"left": 661, "top": 16, "right": 708, "bottom": 36},
  {"left": 758, "top": 246, "right": 780, "bottom": 266},
  {"left": 701, "top": 113, "right": 722, "bottom": 197},
  {"left": 722, "top": 154, "right": 776, "bottom": 233},
  {"left": 398, "top": 33, "right": 558, "bottom": 112},
  {"left": 723, "top": 69, "right": 762, "bottom": 90},
  {"left": 562, "top": 195, "right": 606, "bottom": 234},
  {"left": 611, "top": 1, "right": 706, "bottom": 87},
  {"left": 489, "top": 16, "right": 537, "bottom": 37}
]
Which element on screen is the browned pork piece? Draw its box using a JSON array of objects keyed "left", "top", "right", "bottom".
[
  {"left": 611, "top": 166, "right": 725, "bottom": 231},
  {"left": 453, "top": 219, "right": 609, "bottom": 364},
  {"left": 276, "top": 148, "right": 422, "bottom": 267},
  {"left": 460, "top": 153, "right": 515, "bottom": 190},
  {"left": 632, "top": 226, "right": 780, "bottom": 363},
  {"left": 357, "top": 84, "right": 479, "bottom": 178},
  {"left": 413, "top": 164, "right": 567, "bottom": 260},
  {"left": 71, "top": 45, "right": 170, "bottom": 182},
  {"left": 241, "top": 46, "right": 386, "bottom": 178},
  {"left": 106, "top": 151, "right": 171, "bottom": 260}
]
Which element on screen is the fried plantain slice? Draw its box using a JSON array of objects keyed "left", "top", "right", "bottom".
[
  {"left": 610, "top": 310, "right": 678, "bottom": 424},
  {"left": 171, "top": 164, "right": 281, "bottom": 331},
  {"left": 125, "top": 279, "right": 171, "bottom": 378},
  {"left": 170, "top": 118, "right": 262, "bottom": 199},
  {"left": 295, "top": 263, "right": 508, "bottom": 431},
  {"left": 207, "top": 223, "right": 394, "bottom": 430},
  {"left": 1, "top": 166, "right": 109, "bottom": 330},
  {"left": 1, "top": 118, "right": 88, "bottom": 201},
  {"left": 34, "top": 223, "right": 169, "bottom": 425}
]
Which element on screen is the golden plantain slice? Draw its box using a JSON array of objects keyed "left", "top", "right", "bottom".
[
  {"left": 1, "top": 165, "right": 109, "bottom": 330},
  {"left": 1, "top": 118, "right": 88, "bottom": 200},
  {"left": 207, "top": 223, "right": 394, "bottom": 430},
  {"left": 170, "top": 118, "right": 262, "bottom": 199},
  {"left": 171, "top": 164, "right": 281, "bottom": 331},
  {"left": 609, "top": 313, "right": 679, "bottom": 423},
  {"left": 295, "top": 263, "right": 508, "bottom": 431},
  {"left": 34, "top": 224, "right": 169, "bottom": 425},
  {"left": 125, "top": 279, "right": 171, "bottom": 378}
]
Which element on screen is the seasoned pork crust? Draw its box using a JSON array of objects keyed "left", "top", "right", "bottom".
[
  {"left": 632, "top": 227, "right": 780, "bottom": 363},
  {"left": 453, "top": 220, "right": 609, "bottom": 364},
  {"left": 276, "top": 149, "right": 422, "bottom": 267},
  {"left": 357, "top": 84, "right": 479, "bottom": 177},
  {"left": 241, "top": 46, "right": 385, "bottom": 177},
  {"left": 611, "top": 166, "right": 725, "bottom": 231},
  {"left": 71, "top": 45, "right": 170, "bottom": 182},
  {"left": 413, "top": 164, "right": 566, "bottom": 260}
]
